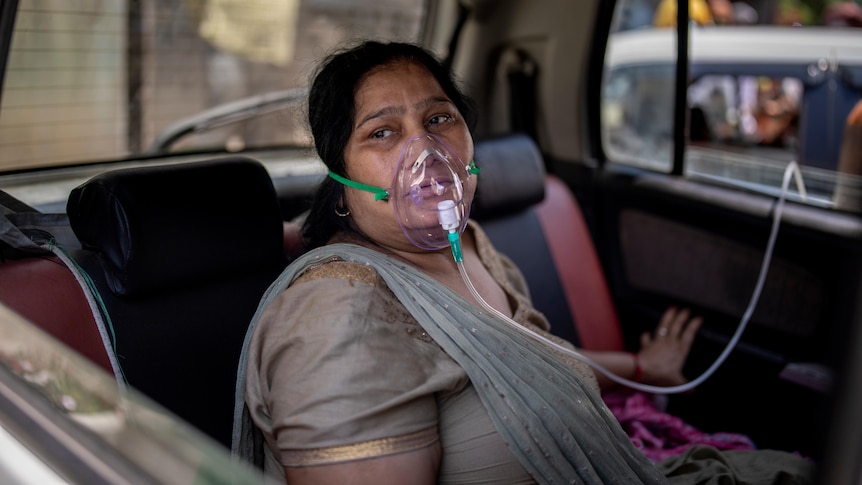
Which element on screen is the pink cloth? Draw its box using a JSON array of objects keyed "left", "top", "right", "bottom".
[{"left": 603, "top": 389, "right": 756, "bottom": 462}]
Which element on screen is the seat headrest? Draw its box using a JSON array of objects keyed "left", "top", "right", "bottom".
[
  {"left": 471, "top": 133, "right": 546, "bottom": 220},
  {"left": 67, "top": 157, "right": 285, "bottom": 297}
]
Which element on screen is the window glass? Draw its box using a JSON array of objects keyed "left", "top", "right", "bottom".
[
  {"left": 602, "top": 0, "right": 862, "bottom": 212},
  {"left": 0, "top": 303, "right": 264, "bottom": 484},
  {"left": 0, "top": 0, "right": 427, "bottom": 171},
  {"left": 602, "top": 35, "right": 676, "bottom": 171}
]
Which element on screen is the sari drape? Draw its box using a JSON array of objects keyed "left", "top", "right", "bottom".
[{"left": 232, "top": 243, "right": 667, "bottom": 484}]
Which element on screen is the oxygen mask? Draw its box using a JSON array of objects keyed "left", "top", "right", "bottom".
[{"left": 329, "top": 133, "right": 478, "bottom": 250}]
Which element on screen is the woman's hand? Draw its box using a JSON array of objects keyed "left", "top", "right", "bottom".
[{"left": 636, "top": 307, "right": 702, "bottom": 387}]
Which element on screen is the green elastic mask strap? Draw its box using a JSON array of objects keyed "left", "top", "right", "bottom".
[
  {"left": 328, "top": 170, "right": 390, "bottom": 201},
  {"left": 328, "top": 159, "right": 477, "bottom": 201}
]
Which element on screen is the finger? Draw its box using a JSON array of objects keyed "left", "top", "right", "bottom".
[
  {"left": 655, "top": 307, "right": 676, "bottom": 337},
  {"left": 641, "top": 330, "right": 652, "bottom": 348},
  {"left": 680, "top": 316, "right": 703, "bottom": 345},
  {"left": 669, "top": 307, "right": 691, "bottom": 336},
  {"left": 677, "top": 316, "right": 703, "bottom": 362},
  {"left": 658, "top": 306, "right": 676, "bottom": 330}
]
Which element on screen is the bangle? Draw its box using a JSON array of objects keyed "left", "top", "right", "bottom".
[{"left": 631, "top": 352, "right": 643, "bottom": 382}]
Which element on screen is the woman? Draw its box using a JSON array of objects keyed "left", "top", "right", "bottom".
[{"left": 232, "top": 41, "right": 813, "bottom": 484}]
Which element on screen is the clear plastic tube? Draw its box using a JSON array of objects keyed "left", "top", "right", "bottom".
[{"left": 451, "top": 160, "right": 805, "bottom": 394}]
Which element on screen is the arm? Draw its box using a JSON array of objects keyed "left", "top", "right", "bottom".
[
  {"left": 578, "top": 349, "right": 643, "bottom": 392},
  {"left": 247, "top": 263, "right": 459, "bottom": 484},
  {"left": 285, "top": 444, "right": 441, "bottom": 485}
]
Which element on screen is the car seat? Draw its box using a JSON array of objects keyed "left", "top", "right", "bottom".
[
  {"left": 472, "top": 133, "right": 624, "bottom": 352},
  {"left": 0, "top": 196, "right": 117, "bottom": 373},
  {"left": 65, "top": 157, "right": 288, "bottom": 447}
]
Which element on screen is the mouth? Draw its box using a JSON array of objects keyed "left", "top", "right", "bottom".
[{"left": 407, "top": 177, "right": 457, "bottom": 204}]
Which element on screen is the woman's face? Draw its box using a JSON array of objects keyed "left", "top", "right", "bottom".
[{"left": 343, "top": 60, "right": 474, "bottom": 253}]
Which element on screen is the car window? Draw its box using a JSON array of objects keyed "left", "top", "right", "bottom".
[
  {"left": 0, "top": 303, "right": 265, "bottom": 484},
  {"left": 602, "top": 0, "right": 862, "bottom": 212},
  {"left": 0, "top": 0, "right": 427, "bottom": 172}
]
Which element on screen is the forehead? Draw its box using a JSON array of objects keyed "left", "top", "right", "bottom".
[{"left": 354, "top": 60, "right": 445, "bottom": 108}]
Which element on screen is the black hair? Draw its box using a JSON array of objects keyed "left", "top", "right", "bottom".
[{"left": 302, "top": 40, "right": 477, "bottom": 250}]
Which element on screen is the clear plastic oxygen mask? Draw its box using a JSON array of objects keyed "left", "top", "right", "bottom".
[
  {"left": 392, "top": 134, "right": 475, "bottom": 250},
  {"left": 328, "top": 133, "right": 478, "bottom": 251}
]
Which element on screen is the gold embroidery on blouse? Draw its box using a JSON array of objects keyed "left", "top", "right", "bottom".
[
  {"left": 281, "top": 426, "right": 438, "bottom": 466},
  {"left": 295, "top": 260, "right": 378, "bottom": 286}
]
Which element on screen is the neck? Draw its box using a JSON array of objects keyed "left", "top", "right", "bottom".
[
  {"left": 336, "top": 228, "right": 480, "bottom": 289},
  {"left": 332, "top": 229, "right": 465, "bottom": 273},
  {"left": 379, "top": 240, "right": 465, "bottom": 278},
  {"left": 333, "top": 228, "right": 512, "bottom": 318}
]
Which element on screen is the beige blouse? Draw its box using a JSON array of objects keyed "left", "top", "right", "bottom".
[{"left": 244, "top": 222, "right": 597, "bottom": 483}]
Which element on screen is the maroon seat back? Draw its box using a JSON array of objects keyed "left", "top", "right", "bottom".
[
  {"left": 0, "top": 255, "right": 114, "bottom": 370},
  {"left": 0, "top": 205, "right": 115, "bottom": 373},
  {"left": 535, "top": 175, "right": 624, "bottom": 351}
]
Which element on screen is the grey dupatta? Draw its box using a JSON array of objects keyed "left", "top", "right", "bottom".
[{"left": 232, "top": 243, "right": 667, "bottom": 484}]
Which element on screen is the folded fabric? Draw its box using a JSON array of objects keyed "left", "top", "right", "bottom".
[{"left": 603, "top": 389, "right": 755, "bottom": 462}]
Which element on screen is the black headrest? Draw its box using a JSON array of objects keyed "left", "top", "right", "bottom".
[
  {"left": 67, "top": 157, "right": 285, "bottom": 297},
  {"left": 471, "top": 133, "right": 546, "bottom": 220}
]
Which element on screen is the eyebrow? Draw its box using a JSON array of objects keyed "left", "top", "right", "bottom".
[
  {"left": 416, "top": 96, "right": 453, "bottom": 111},
  {"left": 355, "top": 96, "right": 454, "bottom": 129}
]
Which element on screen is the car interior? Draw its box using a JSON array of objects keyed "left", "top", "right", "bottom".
[{"left": 1, "top": 0, "right": 861, "bottom": 483}]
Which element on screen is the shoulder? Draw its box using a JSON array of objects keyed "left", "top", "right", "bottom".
[
  {"left": 294, "top": 259, "right": 380, "bottom": 286},
  {"left": 250, "top": 258, "right": 387, "bottom": 339},
  {"left": 250, "top": 255, "right": 433, "bottom": 359},
  {"left": 245, "top": 257, "right": 468, "bottom": 466},
  {"left": 254, "top": 259, "right": 392, "bottom": 342}
]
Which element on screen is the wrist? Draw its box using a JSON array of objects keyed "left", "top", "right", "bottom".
[{"left": 630, "top": 352, "right": 643, "bottom": 383}]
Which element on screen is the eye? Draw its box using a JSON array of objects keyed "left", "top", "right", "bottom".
[
  {"left": 427, "top": 114, "right": 453, "bottom": 128},
  {"left": 371, "top": 128, "right": 393, "bottom": 139}
]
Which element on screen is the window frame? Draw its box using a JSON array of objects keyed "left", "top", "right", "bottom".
[{"left": 590, "top": 1, "right": 862, "bottom": 213}]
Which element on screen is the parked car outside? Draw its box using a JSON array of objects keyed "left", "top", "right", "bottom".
[{"left": 601, "top": 25, "right": 862, "bottom": 209}]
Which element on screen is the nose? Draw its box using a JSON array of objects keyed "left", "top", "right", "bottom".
[
  {"left": 402, "top": 116, "right": 432, "bottom": 142},
  {"left": 402, "top": 129, "right": 429, "bottom": 149}
]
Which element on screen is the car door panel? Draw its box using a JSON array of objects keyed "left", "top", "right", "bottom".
[{"left": 555, "top": 159, "right": 862, "bottom": 459}]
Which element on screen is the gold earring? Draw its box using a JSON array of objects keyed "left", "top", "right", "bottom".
[{"left": 335, "top": 205, "right": 350, "bottom": 217}]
